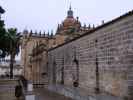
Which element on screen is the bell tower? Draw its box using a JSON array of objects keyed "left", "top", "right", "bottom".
[{"left": 67, "top": 5, "right": 73, "bottom": 18}]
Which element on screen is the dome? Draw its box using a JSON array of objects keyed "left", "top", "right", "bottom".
[
  {"left": 63, "top": 17, "right": 78, "bottom": 29},
  {"left": 62, "top": 5, "right": 81, "bottom": 30},
  {"left": 56, "top": 5, "right": 81, "bottom": 35}
]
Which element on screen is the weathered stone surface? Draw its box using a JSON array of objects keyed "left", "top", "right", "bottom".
[{"left": 48, "top": 11, "right": 133, "bottom": 99}]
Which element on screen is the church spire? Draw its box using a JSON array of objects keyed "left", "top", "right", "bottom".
[
  {"left": 69, "top": 3, "right": 72, "bottom": 10},
  {"left": 67, "top": 4, "right": 73, "bottom": 18}
]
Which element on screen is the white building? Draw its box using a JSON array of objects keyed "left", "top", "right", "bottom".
[{"left": 0, "top": 59, "right": 23, "bottom": 76}]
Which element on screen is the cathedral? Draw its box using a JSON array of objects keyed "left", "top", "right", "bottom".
[
  {"left": 21, "top": 5, "right": 133, "bottom": 100},
  {"left": 21, "top": 6, "right": 91, "bottom": 86}
]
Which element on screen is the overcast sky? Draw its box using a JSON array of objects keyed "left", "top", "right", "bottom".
[
  {"left": 0, "top": 0, "right": 133, "bottom": 60},
  {"left": 0, "top": 0, "right": 133, "bottom": 33}
]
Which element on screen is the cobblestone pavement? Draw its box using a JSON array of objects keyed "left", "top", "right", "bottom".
[{"left": 34, "top": 88, "right": 74, "bottom": 100}]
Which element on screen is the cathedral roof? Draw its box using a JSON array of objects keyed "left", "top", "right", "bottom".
[
  {"left": 52, "top": 10, "right": 133, "bottom": 51},
  {"left": 63, "top": 6, "right": 81, "bottom": 29},
  {"left": 63, "top": 17, "right": 79, "bottom": 29},
  {"left": 57, "top": 5, "right": 81, "bottom": 34}
]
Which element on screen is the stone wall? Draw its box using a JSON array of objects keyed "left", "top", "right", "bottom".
[
  {"left": 48, "top": 11, "right": 133, "bottom": 99},
  {"left": 21, "top": 35, "right": 49, "bottom": 84}
]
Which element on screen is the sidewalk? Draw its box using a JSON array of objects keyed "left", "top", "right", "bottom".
[
  {"left": 0, "top": 79, "right": 123, "bottom": 100},
  {"left": 2, "top": 79, "right": 74, "bottom": 100},
  {"left": 94, "top": 94, "right": 123, "bottom": 100},
  {"left": 47, "top": 84, "right": 123, "bottom": 100},
  {"left": 34, "top": 88, "right": 74, "bottom": 100},
  {"left": 34, "top": 88, "right": 123, "bottom": 100},
  {"left": 0, "top": 79, "right": 18, "bottom": 100}
]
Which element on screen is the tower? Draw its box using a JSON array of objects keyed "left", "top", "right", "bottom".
[{"left": 67, "top": 5, "right": 73, "bottom": 18}]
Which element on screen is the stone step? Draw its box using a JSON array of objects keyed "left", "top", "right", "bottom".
[{"left": 0, "top": 79, "right": 18, "bottom": 85}]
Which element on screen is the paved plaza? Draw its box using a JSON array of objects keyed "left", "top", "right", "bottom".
[
  {"left": 34, "top": 88, "right": 74, "bottom": 100},
  {"left": 0, "top": 79, "right": 18, "bottom": 100},
  {"left": 0, "top": 79, "right": 73, "bottom": 100},
  {"left": 0, "top": 79, "right": 123, "bottom": 100}
]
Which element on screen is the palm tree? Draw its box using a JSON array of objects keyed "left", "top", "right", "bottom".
[
  {"left": 6, "top": 28, "right": 20, "bottom": 78},
  {"left": 0, "top": 6, "right": 20, "bottom": 78}
]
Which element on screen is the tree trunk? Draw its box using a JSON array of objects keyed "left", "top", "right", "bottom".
[{"left": 10, "top": 51, "right": 15, "bottom": 79}]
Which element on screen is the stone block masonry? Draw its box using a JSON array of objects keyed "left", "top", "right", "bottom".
[{"left": 48, "top": 10, "right": 133, "bottom": 100}]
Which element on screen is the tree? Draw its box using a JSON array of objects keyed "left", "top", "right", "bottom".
[
  {"left": 0, "top": 6, "right": 7, "bottom": 58},
  {"left": 0, "top": 6, "right": 20, "bottom": 78},
  {"left": 1, "top": 28, "right": 20, "bottom": 79},
  {"left": 6, "top": 28, "right": 20, "bottom": 78},
  {"left": 0, "top": 6, "right": 5, "bottom": 14}
]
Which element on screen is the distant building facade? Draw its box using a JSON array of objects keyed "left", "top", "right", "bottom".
[
  {"left": 0, "top": 59, "right": 22, "bottom": 77},
  {"left": 21, "top": 31, "right": 48, "bottom": 85}
]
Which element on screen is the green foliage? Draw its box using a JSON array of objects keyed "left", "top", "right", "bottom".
[
  {"left": 0, "top": 25, "right": 20, "bottom": 58},
  {"left": 0, "top": 20, "right": 8, "bottom": 57},
  {"left": 0, "top": 6, "right": 5, "bottom": 14},
  {"left": 6, "top": 28, "right": 20, "bottom": 55},
  {"left": 0, "top": 6, "right": 20, "bottom": 78},
  {"left": 6, "top": 28, "right": 20, "bottom": 78}
]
